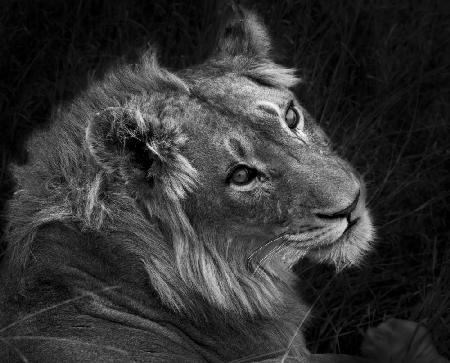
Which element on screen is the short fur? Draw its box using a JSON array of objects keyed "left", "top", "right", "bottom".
[{"left": 0, "top": 8, "right": 374, "bottom": 363}]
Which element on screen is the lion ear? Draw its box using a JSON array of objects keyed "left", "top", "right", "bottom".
[
  {"left": 86, "top": 107, "right": 167, "bottom": 180},
  {"left": 87, "top": 107, "right": 197, "bottom": 200},
  {"left": 216, "top": 5, "right": 272, "bottom": 60}
]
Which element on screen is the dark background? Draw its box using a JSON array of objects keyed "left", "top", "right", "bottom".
[{"left": 0, "top": 0, "right": 449, "bottom": 356}]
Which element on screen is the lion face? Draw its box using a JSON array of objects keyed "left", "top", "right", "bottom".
[
  {"left": 84, "top": 10, "right": 373, "bottom": 317},
  {"left": 179, "top": 73, "right": 373, "bottom": 274}
]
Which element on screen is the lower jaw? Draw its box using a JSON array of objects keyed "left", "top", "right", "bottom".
[{"left": 277, "top": 237, "right": 348, "bottom": 270}]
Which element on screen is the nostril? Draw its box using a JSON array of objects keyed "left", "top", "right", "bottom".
[{"left": 316, "top": 190, "right": 360, "bottom": 220}]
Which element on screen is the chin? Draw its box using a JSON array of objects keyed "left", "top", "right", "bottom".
[{"left": 308, "top": 209, "right": 375, "bottom": 271}]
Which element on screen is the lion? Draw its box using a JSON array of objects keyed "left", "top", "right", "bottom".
[{"left": 0, "top": 6, "right": 447, "bottom": 363}]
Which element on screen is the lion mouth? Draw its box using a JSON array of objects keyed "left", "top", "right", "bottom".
[
  {"left": 346, "top": 216, "right": 360, "bottom": 231},
  {"left": 248, "top": 215, "right": 370, "bottom": 272},
  {"left": 307, "top": 216, "right": 362, "bottom": 251}
]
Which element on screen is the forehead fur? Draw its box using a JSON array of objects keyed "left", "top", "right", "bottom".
[
  {"left": 181, "top": 72, "right": 293, "bottom": 129},
  {"left": 244, "top": 62, "right": 300, "bottom": 89},
  {"left": 185, "top": 58, "right": 300, "bottom": 94}
]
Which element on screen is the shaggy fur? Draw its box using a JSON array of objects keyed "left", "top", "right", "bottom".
[{"left": 0, "top": 7, "right": 376, "bottom": 363}]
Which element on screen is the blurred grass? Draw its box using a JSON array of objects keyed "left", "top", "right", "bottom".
[{"left": 0, "top": 0, "right": 449, "bottom": 357}]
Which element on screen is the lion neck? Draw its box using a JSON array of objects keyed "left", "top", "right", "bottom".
[{"left": 5, "top": 218, "right": 307, "bottom": 359}]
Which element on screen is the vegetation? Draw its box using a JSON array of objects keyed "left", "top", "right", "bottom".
[{"left": 0, "top": 0, "right": 448, "bottom": 357}]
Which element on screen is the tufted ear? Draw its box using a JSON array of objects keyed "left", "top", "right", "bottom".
[
  {"left": 86, "top": 106, "right": 197, "bottom": 201},
  {"left": 86, "top": 107, "right": 196, "bottom": 198},
  {"left": 214, "top": 4, "right": 300, "bottom": 89},
  {"left": 216, "top": 4, "right": 272, "bottom": 60},
  {"left": 86, "top": 107, "right": 160, "bottom": 176}
]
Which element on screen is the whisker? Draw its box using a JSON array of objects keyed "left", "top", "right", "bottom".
[
  {"left": 251, "top": 236, "right": 290, "bottom": 275},
  {"left": 246, "top": 233, "right": 287, "bottom": 270},
  {"left": 250, "top": 232, "right": 324, "bottom": 275},
  {"left": 253, "top": 239, "right": 289, "bottom": 275}
]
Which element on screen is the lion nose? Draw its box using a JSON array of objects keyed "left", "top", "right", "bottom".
[{"left": 315, "top": 190, "right": 360, "bottom": 224}]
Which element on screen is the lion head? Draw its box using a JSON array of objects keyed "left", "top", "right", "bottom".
[{"left": 6, "top": 10, "right": 373, "bottom": 326}]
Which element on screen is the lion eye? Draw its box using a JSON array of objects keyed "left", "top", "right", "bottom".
[
  {"left": 285, "top": 104, "right": 303, "bottom": 130},
  {"left": 229, "top": 166, "right": 255, "bottom": 185}
]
